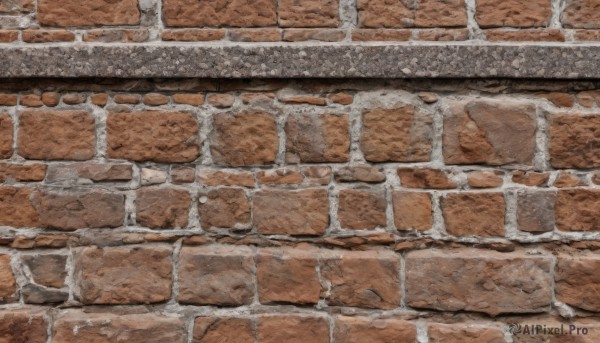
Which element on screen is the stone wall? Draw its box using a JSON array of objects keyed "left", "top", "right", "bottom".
[
  {"left": 2, "top": 0, "right": 600, "bottom": 43},
  {"left": 0, "top": 78, "right": 599, "bottom": 342}
]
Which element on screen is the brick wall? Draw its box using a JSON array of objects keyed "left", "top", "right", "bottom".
[
  {"left": 0, "top": 78, "right": 599, "bottom": 342},
  {"left": 2, "top": 0, "right": 600, "bottom": 43}
]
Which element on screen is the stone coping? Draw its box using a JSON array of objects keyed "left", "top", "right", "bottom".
[{"left": 2, "top": 43, "right": 600, "bottom": 78}]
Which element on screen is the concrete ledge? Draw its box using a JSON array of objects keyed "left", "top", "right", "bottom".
[{"left": 2, "top": 44, "right": 600, "bottom": 78}]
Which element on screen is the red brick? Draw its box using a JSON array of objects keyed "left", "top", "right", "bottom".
[
  {"left": 258, "top": 316, "right": 329, "bottom": 343},
  {"left": 285, "top": 113, "right": 350, "bottom": 163},
  {"left": 0, "top": 94, "right": 17, "bottom": 106},
  {"left": 279, "top": 0, "right": 339, "bottom": 27},
  {"left": 0, "top": 163, "right": 46, "bottom": 182},
  {"left": 358, "top": 0, "right": 413, "bottom": 28},
  {"left": 0, "top": 186, "right": 39, "bottom": 227},
  {"left": 163, "top": 0, "right": 276, "bottom": 27},
  {"left": 416, "top": 0, "right": 467, "bottom": 27},
  {"left": 0, "top": 114, "right": 12, "bottom": 159},
  {"left": 0, "top": 30, "right": 18, "bottom": 43},
  {"left": 162, "top": 29, "right": 226, "bottom": 42},
  {"left": 398, "top": 168, "right": 456, "bottom": 189},
  {"left": 562, "top": 0, "right": 600, "bottom": 28},
  {"left": 418, "top": 28, "right": 469, "bottom": 41},
  {"left": 338, "top": 189, "right": 387, "bottom": 230},
  {"left": 0, "top": 0, "right": 34, "bottom": 13},
  {"left": 485, "top": 29, "right": 565, "bottom": 41},
  {"left": 428, "top": 323, "right": 505, "bottom": 343},
  {"left": 549, "top": 114, "right": 600, "bottom": 168},
  {"left": 22, "top": 30, "right": 75, "bottom": 43},
  {"left": 0, "top": 309, "right": 48, "bottom": 343},
  {"left": 229, "top": 28, "right": 281, "bottom": 42},
  {"left": 467, "top": 171, "right": 504, "bottom": 188},
  {"left": 393, "top": 191, "right": 432, "bottom": 231},
  {"left": 475, "top": 0, "right": 552, "bottom": 28},
  {"left": 198, "top": 170, "right": 255, "bottom": 187},
  {"left": 555, "top": 189, "right": 600, "bottom": 231},
  {"left": 143, "top": 93, "right": 169, "bottom": 106},
  {"left": 38, "top": 0, "right": 140, "bottom": 27},
  {"left": 283, "top": 29, "right": 345, "bottom": 41},
  {"left": 517, "top": 191, "right": 556, "bottom": 233},
  {"left": 556, "top": 253, "right": 600, "bottom": 312},
  {"left": 173, "top": 93, "right": 205, "bottom": 106},
  {"left": 257, "top": 168, "right": 303, "bottom": 185},
  {"left": 193, "top": 317, "right": 254, "bottom": 343},
  {"left": 334, "top": 317, "right": 417, "bottom": 343},
  {"left": 136, "top": 187, "right": 191, "bottom": 229},
  {"left": 45, "top": 163, "right": 132, "bottom": 183},
  {"left": 0, "top": 255, "right": 16, "bottom": 302},
  {"left": 199, "top": 188, "right": 250, "bottom": 229},
  {"left": 83, "top": 29, "right": 149, "bottom": 42},
  {"left": 352, "top": 29, "right": 411, "bottom": 41},
  {"left": 442, "top": 192, "right": 505, "bottom": 237}
]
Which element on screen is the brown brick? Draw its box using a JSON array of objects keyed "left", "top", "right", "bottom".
[
  {"left": 512, "top": 171, "right": 550, "bottom": 187},
  {"left": 338, "top": 189, "right": 387, "bottom": 230},
  {"left": 74, "top": 246, "right": 172, "bottom": 305},
  {"left": 45, "top": 163, "right": 132, "bottom": 183},
  {"left": 517, "top": 191, "right": 556, "bottom": 233},
  {"left": 210, "top": 111, "right": 278, "bottom": 166},
  {"left": 20, "top": 94, "right": 43, "bottom": 107},
  {"left": 136, "top": 187, "right": 191, "bottom": 229},
  {"left": 393, "top": 191, "right": 432, "bottom": 231},
  {"left": 199, "top": 188, "right": 250, "bottom": 229},
  {"left": 443, "top": 100, "right": 536, "bottom": 165},
  {"left": 467, "top": 171, "right": 503, "bottom": 188},
  {"left": 258, "top": 316, "right": 329, "bottom": 343},
  {"left": 549, "top": 114, "right": 600, "bottom": 168},
  {"left": 0, "top": 163, "right": 46, "bottom": 182},
  {"left": 0, "top": 186, "right": 39, "bottom": 227},
  {"left": 562, "top": 0, "right": 600, "bottom": 28},
  {"left": 241, "top": 92, "right": 275, "bottom": 105},
  {"left": 18, "top": 110, "right": 95, "bottom": 160},
  {"left": 253, "top": 189, "right": 329, "bottom": 235},
  {"left": 575, "top": 29, "right": 600, "bottom": 40},
  {"left": 143, "top": 93, "right": 169, "bottom": 106},
  {"left": 107, "top": 111, "right": 200, "bottom": 163},
  {"left": 257, "top": 247, "right": 321, "bottom": 304},
  {"left": 207, "top": 94, "right": 235, "bottom": 108},
  {"left": 0, "top": 114, "right": 12, "bottom": 159},
  {"left": 229, "top": 28, "right": 281, "bottom": 41},
  {"left": 555, "top": 189, "right": 600, "bottom": 231},
  {"left": 279, "top": 0, "right": 339, "bottom": 27},
  {"left": 321, "top": 250, "right": 400, "bottom": 309},
  {"left": 173, "top": 93, "right": 205, "bottom": 106},
  {"left": 0, "top": 30, "right": 18, "bottom": 43},
  {"left": 442, "top": 192, "right": 505, "bottom": 237},
  {"left": 0, "top": 309, "right": 48, "bottom": 343},
  {"left": 0, "top": 0, "right": 34, "bottom": 13},
  {"left": 53, "top": 310, "right": 184, "bottom": 343},
  {"left": 83, "top": 29, "right": 149, "bottom": 42},
  {"left": 485, "top": 29, "right": 565, "bottom": 41},
  {"left": 327, "top": 92, "right": 353, "bottom": 105},
  {"left": 163, "top": 0, "right": 276, "bottom": 27},
  {"left": 40, "top": 92, "right": 59, "bottom": 107},
  {"left": 280, "top": 95, "right": 327, "bottom": 105},
  {"left": 193, "top": 317, "right": 254, "bottom": 343},
  {"left": 302, "top": 166, "right": 332, "bottom": 185},
  {"left": 113, "top": 94, "right": 140, "bottom": 104},
  {"left": 0, "top": 255, "right": 16, "bottom": 302},
  {"left": 162, "top": 29, "right": 225, "bottom": 41},
  {"left": 475, "top": 0, "right": 552, "bottom": 28},
  {"left": 62, "top": 93, "right": 86, "bottom": 105},
  {"left": 285, "top": 113, "right": 350, "bottom": 163},
  {"left": 334, "top": 317, "right": 417, "bottom": 343},
  {"left": 352, "top": 29, "right": 411, "bottom": 41},
  {"left": 257, "top": 168, "right": 303, "bottom": 185},
  {"left": 91, "top": 93, "right": 108, "bottom": 106},
  {"left": 428, "top": 323, "right": 505, "bottom": 343},
  {"left": 405, "top": 249, "right": 553, "bottom": 315},
  {"left": 554, "top": 172, "right": 583, "bottom": 188},
  {"left": 418, "top": 28, "right": 469, "bottom": 40},
  {"left": 556, "top": 253, "right": 600, "bottom": 312},
  {"left": 283, "top": 28, "right": 345, "bottom": 41},
  {"left": 171, "top": 166, "right": 195, "bottom": 184},
  {"left": 358, "top": 0, "right": 413, "bottom": 28},
  {"left": 0, "top": 94, "right": 17, "bottom": 106},
  {"left": 361, "top": 106, "right": 433, "bottom": 162},
  {"left": 22, "top": 30, "right": 75, "bottom": 43},
  {"left": 38, "top": 0, "right": 140, "bottom": 27},
  {"left": 335, "top": 165, "right": 386, "bottom": 183},
  {"left": 178, "top": 245, "right": 254, "bottom": 306},
  {"left": 542, "top": 92, "right": 576, "bottom": 107},
  {"left": 34, "top": 190, "right": 124, "bottom": 230},
  {"left": 416, "top": 0, "right": 467, "bottom": 27},
  {"left": 22, "top": 254, "right": 67, "bottom": 288},
  {"left": 398, "top": 168, "right": 456, "bottom": 189},
  {"left": 198, "top": 170, "right": 255, "bottom": 187}
]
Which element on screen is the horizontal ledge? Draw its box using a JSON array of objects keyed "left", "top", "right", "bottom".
[{"left": 2, "top": 44, "right": 600, "bottom": 78}]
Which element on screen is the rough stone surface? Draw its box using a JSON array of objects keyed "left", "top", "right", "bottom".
[
  {"left": 285, "top": 113, "right": 350, "bottom": 163},
  {"left": 74, "top": 246, "right": 173, "bottom": 304},
  {"left": 517, "top": 191, "right": 556, "bottom": 233},
  {"left": 357, "top": 0, "right": 413, "bottom": 28},
  {"left": 279, "top": 0, "right": 339, "bottom": 27},
  {"left": 0, "top": 186, "right": 39, "bottom": 227},
  {"left": 398, "top": 168, "right": 456, "bottom": 189},
  {"left": 335, "top": 165, "right": 386, "bottom": 183},
  {"left": 416, "top": 0, "right": 467, "bottom": 27},
  {"left": 136, "top": 187, "right": 191, "bottom": 229},
  {"left": 320, "top": 250, "right": 401, "bottom": 309},
  {"left": 556, "top": 253, "right": 600, "bottom": 312},
  {"left": 38, "top": 0, "right": 140, "bottom": 27},
  {"left": 193, "top": 317, "right": 254, "bottom": 343},
  {"left": 107, "top": 111, "right": 200, "bottom": 163},
  {"left": 405, "top": 249, "right": 553, "bottom": 316},
  {"left": 549, "top": 114, "right": 600, "bottom": 169},
  {"left": 0, "top": 255, "right": 16, "bottom": 302},
  {"left": 211, "top": 111, "right": 278, "bottom": 166},
  {"left": 338, "top": 189, "right": 387, "bottom": 230},
  {"left": 361, "top": 106, "right": 433, "bottom": 162},
  {"left": 258, "top": 316, "right": 329, "bottom": 343},
  {"left": 45, "top": 163, "right": 132, "bottom": 183},
  {"left": 163, "top": 0, "right": 276, "bottom": 27},
  {"left": 443, "top": 100, "right": 536, "bottom": 166},
  {"left": 0, "top": 163, "right": 46, "bottom": 182},
  {"left": 476, "top": 0, "right": 552, "bottom": 27},
  {"left": 18, "top": 110, "right": 95, "bottom": 161},
  {"left": 442, "top": 192, "right": 505, "bottom": 236},
  {"left": 393, "top": 191, "right": 432, "bottom": 231},
  {"left": 0, "top": 114, "right": 12, "bottom": 159},
  {"left": 334, "top": 317, "right": 417, "bottom": 343},
  {"left": 428, "top": 323, "right": 505, "bottom": 343},
  {"left": 22, "top": 254, "right": 67, "bottom": 288},
  {"left": 555, "top": 189, "right": 600, "bottom": 231},
  {"left": 198, "top": 188, "right": 250, "bottom": 229},
  {"left": 178, "top": 245, "right": 255, "bottom": 306},
  {"left": 253, "top": 189, "right": 329, "bottom": 235},
  {"left": 0, "top": 309, "right": 48, "bottom": 343},
  {"left": 562, "top": 0, "right": 600, "bottom": 28},
  {"left": 467, "top": 171, "right": 503, "bottom": 188}
]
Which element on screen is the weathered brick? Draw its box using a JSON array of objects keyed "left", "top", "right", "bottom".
[
  {"left": 0, "top": 309, "right": 48, "bottom": 343},
  {"left": 554, "top": 172, "right": 583, "bottom": 188},
  {"left": 22, "top": 254, "right": 67, "bottom": 288},
  {"left": 163, "top": 0, "right": 277, "bottom": 27},
  {"left": 107, "top": 111, "right": 200, "bottom": 163},
  {"left": 18, "top": 110, "right": 95, "bottom": 160},
  {"left": 83, "top": 29, "right": 149, "bottom": 43},
  {"left": 136, "top": 187, "right": 191, "bottom": 229},
  {"left": 0, "top": 115, "right": 12, "bottom": 160},
  {"left": 74, "top": 246, "right": 172, "bottom": 304},
  {"left": 352, "top": 29, "right": 412, "bottom": 41},
  {"left": 335, "top": 165, "right": 386, "bottom": 183},
  {"left": 357, "top": 0, "right": 413, "bottom": 28},
  {"left": 405, "top": 249, "right": 553, "bottom": 315},
  {"left": 45, "top": 163, "right": 132, "bottom": 184},
  {"left": 320, "top": 250, "right": 401, "bottom": 309},
  {"left": 20, "top": 94, "right": 43, "bottom": 107},
  {"left": 442, "top": 192, "right": 505, "bottom": 237},
  {"left": 398, "top": 168, "right": 456, "bottom": 189},
  {"left": 285, "top": 113, "right": 350, "bottom": 163},
  {"left": 0, "top": 30, "right": 18, "bottom": 43},
  {"left": 549, "top": 114, "right": 600, "bottom": 168},
  {"left": 562, "top": 0, "right": 600, "bottom": 28},
  {"left": 91, "top": 93, "right": 108, "bottom": 106},
  {"left": 229, "top": 28, "right": 281, "bottom": 41},
  {"left": 0, "top": 255, "right": 16, "bottom": 302},
  {"left": 38, "top": 0, "right": 140, "bottom": 27},
  {"left": 22, "top": 30, "right": 75, "bottom": 43},
  {"left": 113, "top": 94, "right": 140, "bottom": 104},
  {"left": 428, "top": 323, "right": 505, "bottom": 343},
  {"left": 162, "top": 29, "right": 226, "bottom": 41},
  {"left": 0, "top": 163, "right": 46, "bottom": 182},
  {"left": 257, "top": 168, "right": 304, "bottom": 185},
  {"left": 257, "top": 247, "right": 321, "bottom": 304},
  {"left": 0, "top": 94, "right": 17, "bottom": 106},
  {"left": 555, "top": 189, "right": 600, "bottom": 231},
  {"left": 512, "top": 170, "right": 550, "bottom": 187},
  {"left": 283, "top": 29, "right": 345, "bottom": 41},
  {"left": 193, "top": 317, "right": 254, "bottom": 343},
  {"left": 302, "top": 166, "right": 332, "bottom": 185},
  {"left": 279, "top": 95, "right": 327, "bottom": 105},
  {"left": 418, "top": 28, "right": 469, "bottom": 41},
  {"left": 556, "top": 253, "right": 600, "bottom": 312},
  {"left": 327, "top": 92, "right": 354, "bottom": 105},
  {"left": 210, "top": 111, "right": 278, "bottom": 166},
  {"left": 361, "top": 106, "right": 433, "bottom": 162},
  {"left": 338, "top": 189, "right": 387, "bottom": 230},
  {"left": 467, "top": 171, "right": 504, "bottom": 188},
  {"left": 517, "top": 191, "right": 556, "bottom": 233},
  {"left": 279, "top": 0, "right": 339, "bottom": 27},
  {"left": 0, "top": 0, "right": 34, "bottom": 13},
  {"left": 33, "top": 190, "right": 125, "bottom": 230},
  {"left": 143, "top": 93, "right": 169, "bottom": 106},
  {"left": 443, "top": 100, "right": 536, "bottom": 165},
  {"left": 475, "top": 0, "right": 552, "bottom": 27},
  {"left": 253, "top": 189, "right": 329, "bottom": 235},
  {"left": 258, "top": 316, "right": 329, "bottom": 343},
  {"left": 334, "top": 317, "right": 417, "bottom": 343},
  {"left": 207, "top": 94, "right": 235, "bottom": 108},
  {"left": 173, "top": 93, "right": 205, "bottom": 106},
  {"left": 199, "top": 188, "right": 250, "bottom": 229},
  {"left": 178, "top": 245, "right": 254, "bottom": 306},
  {"left": 485, "top": 28, "right": 565, "bottom": 41},
  {"left": 393, "top": 191, "right": 432, "bottom": 231},
  {"left": 53, "top": 310, "right": 184, "bottom": 343},
  {"left": 416, "top": 0, "right": 467, "bottom": 27},
  {"left": 198, "top": 170, "right": 255, "bottom": 187},
  {"left": 0, "top": 186, "right": 39, "bottom": 227},
  {"left": 170, "top": 166, "right": 196, "bottom": 184}
]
